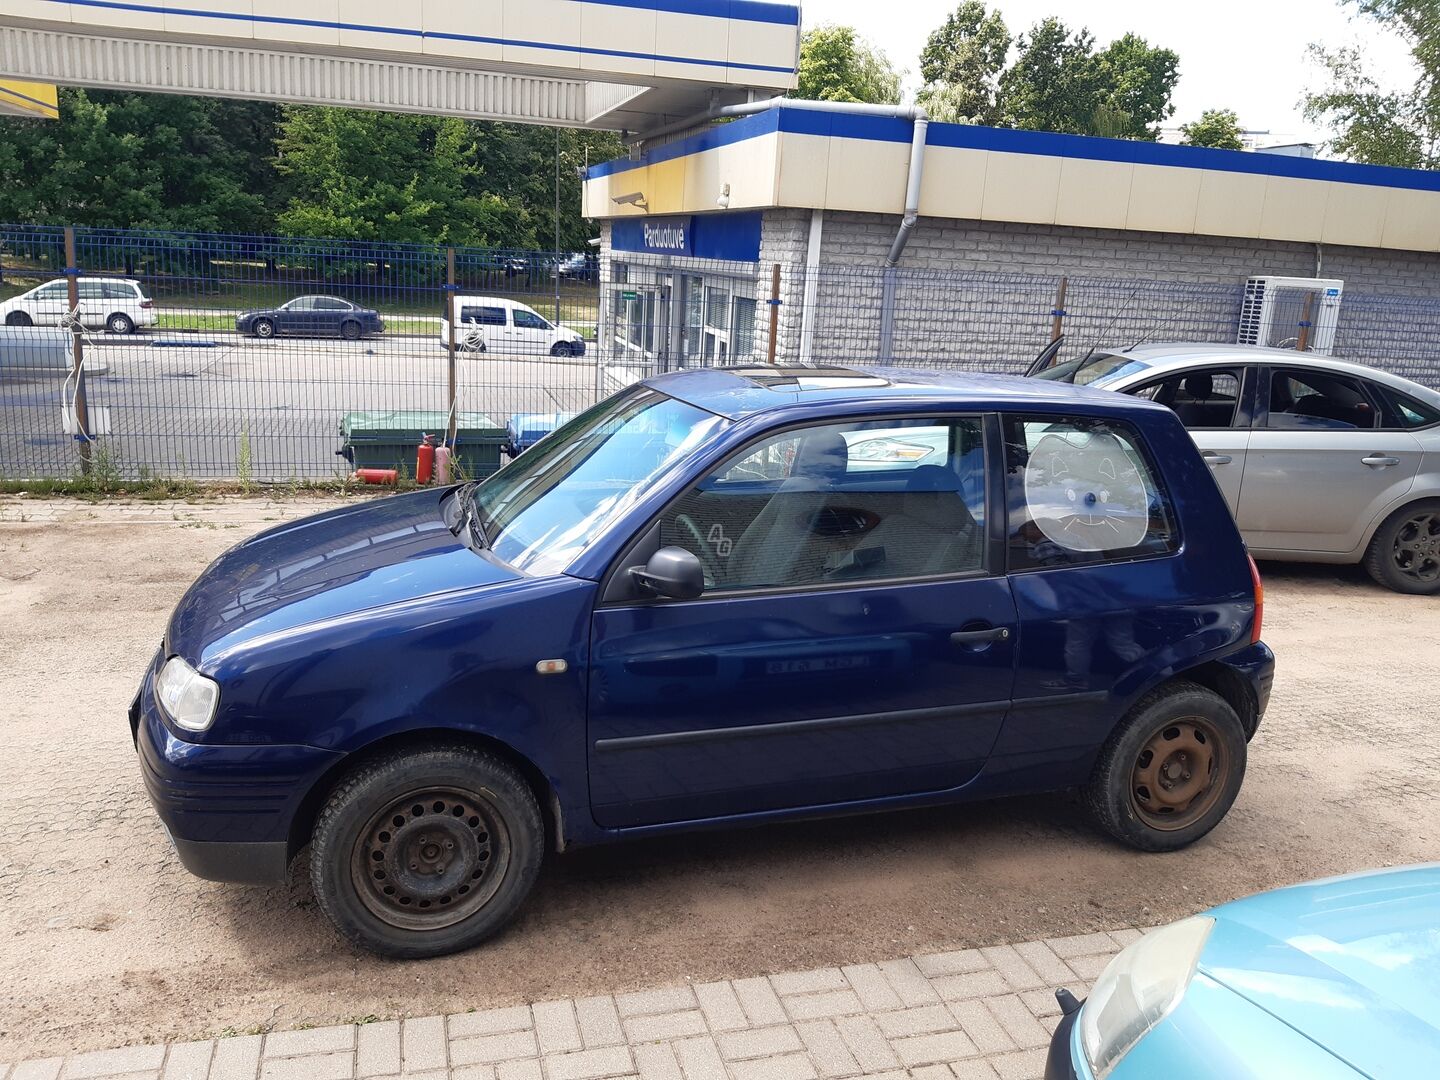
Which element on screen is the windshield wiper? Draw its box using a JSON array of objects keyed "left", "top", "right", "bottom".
[{"left": 455, "top": 483, "right": 489, "bottom": 549}]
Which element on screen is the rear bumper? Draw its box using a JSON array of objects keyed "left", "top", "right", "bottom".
[
  {"left": 130, "top": 654, "right": 343, "bottom": 885},
  {"left": 1219, "top": 640, "right": 1276, "bottom": 736}
]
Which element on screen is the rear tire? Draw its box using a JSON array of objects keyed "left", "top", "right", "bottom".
[
  {"left": 5, "top": 311, "right": 33, "bottom": 327},
  {"left": 340, "top": 320, "right": 362, "bottom": 341},
  {"left": 1364, "top": 499, "right": 1440, "bottom": 595},
  {"left": 106, "top": 312, "right": 135, "bottom": 335},
  {"left": 310, "top": 743, "right": 544, "bottom": 959},
  {"left": 1083, "top": 682, "right": 1246, "bottom": 852}
]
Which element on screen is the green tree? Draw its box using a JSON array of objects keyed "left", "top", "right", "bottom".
[
  {"left": 795, "top": 25, "right": 902, "bottom": 105},
  {"left": 916, "top": 2, "right": 1010, "bottom": 125},
  {"left": 998, "top": 18, "right": 1103, "bottom": 134},
  {"left": 1181, "top": 108, "right": 1246, "bottom": 149},
  {"left": 1304, "top": 0, "right": 1439, "bottom": 168},
  {"left": 996, "top": 19, "right": 1178, "bottom": 139},
  {"left": 0, "top": 88, "right": 279, "bottom": 231},
  {"left": 275, "top": 107, "right": 532, "bottom": 246},
  {"left": 1093, "top": 33, "right": 1180, "bottom": 139}
]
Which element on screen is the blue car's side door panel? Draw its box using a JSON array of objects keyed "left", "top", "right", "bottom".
[{"left": 587, "top": 576, "right": 1018, "bottom": 828}]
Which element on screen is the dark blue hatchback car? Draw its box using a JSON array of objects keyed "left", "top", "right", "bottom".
[{"left": 132, "top": 366, "right": 1273, "bottom": 957}]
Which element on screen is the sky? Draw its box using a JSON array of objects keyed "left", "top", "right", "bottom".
[{"left": 802, "top": 0, "right": 1417, "bottom": 143}]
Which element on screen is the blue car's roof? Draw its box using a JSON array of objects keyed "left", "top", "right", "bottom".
[
  {"left": 645, "top": 365, "right": 1159, "bottom": 421},
  {"left": 1199, "top": 864, "right": 1440, "bottom": 1076}
]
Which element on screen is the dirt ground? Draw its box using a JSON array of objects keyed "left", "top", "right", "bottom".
[{"left": 1, "top": 505, "right": 1437, "bottom": 1061}]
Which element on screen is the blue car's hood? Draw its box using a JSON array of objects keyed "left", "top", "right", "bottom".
[
  {"left": 168, "top": 489, "right": 521, "bottom": 668},
  {"left": 1201, "top": 864, "right": 1440, "bottom": 1076}
]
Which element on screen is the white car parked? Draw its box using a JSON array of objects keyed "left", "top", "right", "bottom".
[
  {"left": 0, "top": 277, "right": 157, "bottom": 335},
  {"left": 439, "top": 296, "right": 586, "bottom": 357}
]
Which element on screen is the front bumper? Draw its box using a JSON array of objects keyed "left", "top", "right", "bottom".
[
  {"left": 1045, "top": 1008, "right": 1084, "bottom": 1080},
  {"left": 130, "top": 653, "right": 344, "bottom": 885}
]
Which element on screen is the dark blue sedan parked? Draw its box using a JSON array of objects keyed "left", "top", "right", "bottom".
[
  {"left": 235, "top": 295, "right": 384, "bottom": 340},
  {"left": 132, "top": 366, "right": 1273, "bottom": 957}
]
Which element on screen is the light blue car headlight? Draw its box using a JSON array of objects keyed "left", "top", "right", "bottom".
[{"left": 1080, "top": 915, "right": 1214, "bottom": 1078}]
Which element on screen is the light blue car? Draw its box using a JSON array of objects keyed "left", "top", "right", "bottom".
[{"left": 1047, "top": 865, "right": 1440, "bottom": 1078}]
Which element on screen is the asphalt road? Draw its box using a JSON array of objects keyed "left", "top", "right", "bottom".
[
  {"left": 0, "top": 504, "right": 1436, "bottom": 1060},
  {"left": 0, "top": 334, "right": 633, "bottom": 481}
]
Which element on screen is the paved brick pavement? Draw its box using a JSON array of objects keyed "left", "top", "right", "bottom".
[{"left": 0, "top": 931, "right": 1141, "bottom": 1080}]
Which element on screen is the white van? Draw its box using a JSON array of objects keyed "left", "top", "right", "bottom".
[
  {"left": 0, "top": 277, "right": 157, "bottom": 334},
  {"left": 439, "top": 296, "right": 586, "bottom": 357}
]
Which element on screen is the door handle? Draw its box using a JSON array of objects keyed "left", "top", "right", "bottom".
[
  {"left": 1362, "top": 455, "right": 1401, "bottom": 467},
  {"left": 950, "top": 627, "right": 1011, "bottom": 647},
  {"left": 1201, "top": 451, "right": 1232, "bottom": 466}
]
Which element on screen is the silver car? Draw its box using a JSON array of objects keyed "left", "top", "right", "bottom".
[{"left": 1032, "top": 343, "right": 1440, "bottom": 594}]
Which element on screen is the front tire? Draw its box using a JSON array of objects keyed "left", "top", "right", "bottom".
[
  {"left": 5, "top": 311, "right": 33, "bottom": 327},
  {"left": 310, "top": 744, "right": 544, "bottom": 958},
  {"left": 550, "top": 341, "right": 574, "bottom": 358},
  {"left": 1083, "top": 682, "right": 1246, "bottom": 852},
  {"left": 254, "top": 318, "right": 276, "bottom": 340},
  {"left": 107, "top": 312, "right": 135, "bottom": 335},
  {"left": 1364, "top": 499, "right": 1440, "bottom": 595}
]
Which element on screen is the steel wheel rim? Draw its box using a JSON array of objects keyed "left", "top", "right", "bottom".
[
  {"left": 256, "top": 321, "right": 273, "bottom": 338},
  {"left": 351, "top": 785, "right": 510, "bottom": 931},
  {"left": 1130, "top": 717, "right": 1227, "bottom": 831},
  {"left": 1392, "top": 511, "right": 1440, "bottom": 583}
]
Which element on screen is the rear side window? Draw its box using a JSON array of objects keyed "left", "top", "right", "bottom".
[
  {"left": 1265, "top": 368, "right": 1378, "bottom": 430},
  {"left": 1003, "top": 416, "right": 1176, "bottom": 571},
  {"left": 461, "top": 306, "right": 506, "bottom": 326},
  {"left": 1377, "top": 385, "right": 1440, "bottom": 429}
]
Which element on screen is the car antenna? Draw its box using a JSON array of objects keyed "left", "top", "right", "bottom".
[
  {"left": 1077, "top": 282, "right": 1144, "bottom": 365},
  {"left": 1125, "top": 302, "right": 1193, "bottom": 352}
]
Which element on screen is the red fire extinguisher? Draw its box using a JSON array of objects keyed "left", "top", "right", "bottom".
[{"left": 416, "top": 434, "right": 436, "bottom": 486}]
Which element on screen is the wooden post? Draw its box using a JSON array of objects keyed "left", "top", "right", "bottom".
[
  {"left": 1296, "top": 292, "right": 1315, "bottom": 352},
  {"left": 765, "top": 263, "right": 781, "bottom": 365},
  {"left": 1050, "top": 276, "right": 1068, "bottom": 343},
  {"left": 446, "top": 247, "right": 458, "bottom": 444},
  {"left": 63, "top": 227, "right": 92, "bottom": 475}
]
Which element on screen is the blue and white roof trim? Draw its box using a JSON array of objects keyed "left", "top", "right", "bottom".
[{"left": 584, "top": 105, "right": 1440, "bottom": 254}]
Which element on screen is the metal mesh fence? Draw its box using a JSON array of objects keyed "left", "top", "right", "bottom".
[{"left": 4, "top": 223, "right": 1438, "bottom": 482}]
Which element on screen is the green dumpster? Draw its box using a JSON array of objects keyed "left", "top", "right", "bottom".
[{"left": 338, "top": 411, "right": 508, "bottom": 480}]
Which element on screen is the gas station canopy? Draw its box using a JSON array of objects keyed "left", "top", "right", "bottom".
[{"left": 0, "top": 0, "right": 800, "bottom": 132}]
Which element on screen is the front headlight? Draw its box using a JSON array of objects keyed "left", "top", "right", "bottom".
[
  {"left": 155, "top": 656, "right": 220, "bottom": 733},
  {"left": 1080, "top": 915, "right": 1214, "bottom": 1078}
]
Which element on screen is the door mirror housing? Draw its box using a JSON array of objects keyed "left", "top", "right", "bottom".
[{"left": 630, "top": 547, "right": 705, "bottom": 600}]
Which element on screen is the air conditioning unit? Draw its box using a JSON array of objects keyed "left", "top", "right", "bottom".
[{"left": 1237, "top": 276, "right": 1344, "bottom": 355}]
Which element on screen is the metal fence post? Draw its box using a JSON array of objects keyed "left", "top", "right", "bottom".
[
  {"left": 1051, "top": 276, "right": 1068, "bottom": 342},
  {"left": 445, "top": 247, "right": 458, "bottom": 444},
  {"left": 765, "top": 263, "right": 781, "bottom": 365},
  {"left": 63, "top": 226, "right": 92, "bottom": 475}
]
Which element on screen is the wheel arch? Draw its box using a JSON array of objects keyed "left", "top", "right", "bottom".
[
  {"left": 1140, "top": 661, "right": 1260, "bottom": 739},
  {"left": 1356, "top": 489, "right": 1440, "bottom": 560},
  {"left": 288, "top": 727, "right": 565, "bottom": 863}
]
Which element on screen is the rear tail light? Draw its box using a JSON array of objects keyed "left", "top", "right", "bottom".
[
  {"left": 140, "top": 299, "right": 154, "bottom": 308},
  {"left": 1247, "top": 554, "right": 1264, "bottom": 644}
]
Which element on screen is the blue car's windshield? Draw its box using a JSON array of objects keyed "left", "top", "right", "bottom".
[{"left": 469, "top": 387, "right": 728, "bottom": 575}]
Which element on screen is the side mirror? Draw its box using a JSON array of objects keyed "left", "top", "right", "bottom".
[{"left": 630, "top": 547, "right": 704, "bottom": 600}]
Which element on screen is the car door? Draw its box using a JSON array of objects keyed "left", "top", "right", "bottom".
[
  {"left": 312, "top": 297, "right": 349, "bottom": 335},
  {"left": 587, "top": 414, "right": 1017, "bottom": 829},
  {"left": 29, "top": 281, "right": 71, "bottom": 324},
  {"left": 276, "top": 297, "right": 313, "bottom": 336},
  {"left": 511, "top": 307, "right": 553, "bottom": 354},
  {"left": 1123, "top": 365, "right": 1254, "bottom": 513},
  {"left": 1237, "top": 366, "right": 1424, "bottom": 554}
]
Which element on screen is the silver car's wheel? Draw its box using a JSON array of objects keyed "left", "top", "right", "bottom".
[{"left": 1365, "top": 499, "right": 1440, "bottom": 595}]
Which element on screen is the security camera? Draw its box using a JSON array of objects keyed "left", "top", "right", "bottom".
[{"left": 717, "top": 183, "right": 732, "bottom": 209}]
